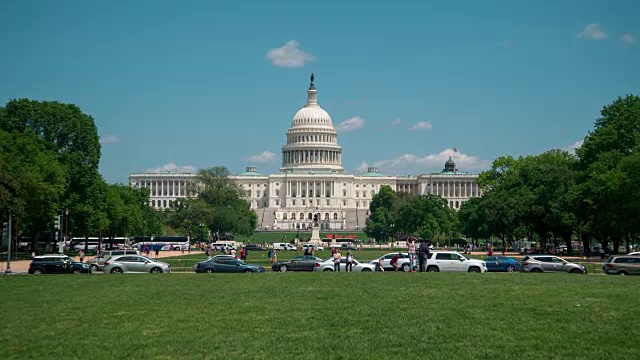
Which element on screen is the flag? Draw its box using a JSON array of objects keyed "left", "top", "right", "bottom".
[{"left": 453, "top": 147, "right": 458, "bottom": 153}]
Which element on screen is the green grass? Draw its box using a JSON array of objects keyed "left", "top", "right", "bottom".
[
  {"left": 233, "top": 231, "right": 367, "bottom": 243},
  {"left": 1, "top": 273, "right": 639, "bottom": 360}
]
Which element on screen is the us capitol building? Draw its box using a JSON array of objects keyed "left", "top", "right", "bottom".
[{"left": 129, "top": 75, "right": 481, "bottom": 231}]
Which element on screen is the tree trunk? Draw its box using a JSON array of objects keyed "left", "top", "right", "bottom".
[
  {"left": 581, "top": 231, "right": 590, "bottom": 256},
  {"left": 625, "top": 232, "right": 630, "bottom": 254},
  {"left": 612, "top": 236, "right": 621, "bottom": 255},
  {"left": 563, "top": 232, "right": 573, "bottom": 255},
  {"left": 31, "top": 231, "right": 40, "bottom": 254}
]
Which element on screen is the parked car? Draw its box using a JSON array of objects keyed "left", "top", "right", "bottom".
[
  {"left": 273, "top": 243, "right": 297, "bottom": 251},
  {"left": 103, "top": 255, "right": 170, "bottom": 274},
  {"left": 520, "top": 255, "right": 586, "bottom": 274},
  {"left": 272, "top": 255, "right": 323, "bottom": 272},
  {"left": 314, "top": 258, "right": 375, "bottom": 272},
  {"left": 29, "top": 255, "right": 92, "bottom": 275},
  {"left": 193, "top": 255, "right": 265, "bottom": 273},
  {"left": 85, "top": 249, "right": 140, "bottom": 272},
  {"left": 628, "top": 252, "right": 640, "bottom": 256},
  {"left": 484, "top": 256, "right": 521, "bottom": 273},
  {"left": 426, "top": 252, "right": 487, "bottom": 273},
  {"left": 243, "top": 243, "right": 265, "bottom": 251},
  {"left": 302, "top": 243, "right": 324, "bottom": 251},
  {"left": 369, "top": 252, "right": 415, "bottom": 272},
  {"left": 604, "top": 255, "right": 640, "bottom": 275},
  {"left": 340, "top": 243, "right": 357, "bottom": 251}
]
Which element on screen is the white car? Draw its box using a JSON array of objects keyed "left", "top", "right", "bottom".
[
  {"left": 369, "top": 252, "right": 416, "bottom": 272},
  {"left": 314, "top": 258, "right": 375, "bottom": 272},
  {"left": 302, "top": 243, "right": 324, "bottom": 251},
  {"left": 425, "top": 251, "right": 487, "bottom": 273},
  {"left": 273, "top": 243, "right": 297, "bottom": 251},
  {"left": 628, "top": 252, "right": 640, "bottom": 256}
]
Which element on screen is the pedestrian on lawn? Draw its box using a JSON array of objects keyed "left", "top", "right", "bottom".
[
  {"left": 272, "top": 250, "right": 277, "bottom": 264},
  {"left": 390, "top": 252, "right": 400, "bottom": 271},
  {"left": 231, "top": 247, "right": 237, "bottom": 258},
  {"left": 78, "top": 250, "right": 85, "bottom": 263},
  {"left": 407, "top": 238, "right": 416, "bottom": 272},
  {"left": 154, "top": 248, "right": 159, "bottom": 258},
  {"left": 268, "top": 248, "right": 273, "bottom": 264},
  {"left": 346, "top": 250, "right": 354, "bottom": 272},
  {"left": 240, "top": 247, "right": 246, "bottom": 261},
  {"left": 375, "top": 257, "right": 384, "bottom": 272},
  {"left": 331, "top": 246, "right": 337, "bottom": 257},
  {"left": 488, "top": 248, "right": 493, "bottom": 257},
  {"left": 333, "top": 249, "right": 342, "bottom": 272},
  {"left": 418, "top": 241, "right": 431, "bottom": 272}
]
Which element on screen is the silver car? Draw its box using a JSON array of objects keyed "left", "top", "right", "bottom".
[
  {"left": 103, "top": 255, "right": 171, "bottom": 274},
  {"left": 520, "top": 255, "right": 586, "bottom": 274},
  {"left": 314, "top": 258, "right": 375, "bottom": 272},
  {"left": 369, "top": 252, "right": 416, "bottom": 272}
]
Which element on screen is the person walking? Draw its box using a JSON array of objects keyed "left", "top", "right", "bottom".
[
  {"left": 154, "top": 248, "right": 159, "bottom": 258},
  {"left": 333, "top": 249, "right": 342, "bottom": 272},
  {"left": 407, "top": 238, "right": 416, "bottom": 272},
  {"left": 78, "top": 250, "right": 85, "bottom": 263},
  {"left": 345, "top": 250, "right": 354, "bottom": 272},
  {"left": 418, "top": 240, "right": 431, "bottom": 272},
  {"left": 268, "top": 247, "right": 273, "bottom": 264}
]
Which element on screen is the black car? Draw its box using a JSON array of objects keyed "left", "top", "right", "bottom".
[
  {"left": 193, "top": 255, "right": 265, "bottom": 273},
  {"left": 29, "top": 255, "right": 92, "bottom": 274},
  {"left": 341, "top": 244, "right": 357, "bottom": 251},
  {"left": 244, "top": 243, "right": 265, "bottom": 251},
  {"left": 272, "top": 255, "right": 323, "bottom": 272}
]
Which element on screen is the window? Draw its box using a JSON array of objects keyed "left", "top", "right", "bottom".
[
  {"left": 324, "top": 213, "right": 329, "bottom": 220},
  {"left": 356, "top": 191, "right": 359, "bottom": 197},
  {"left": 292, "top": 200, "right": 296, "bottom": 205},
  {"left": 343, "top": 200, "right": 347, "bottom": 206},
  {"left": 371, "top": 190, "right": 375, "bottom": 197},
  {"left": 151, "top": 200, "right": 155, "bottom": 207},
  {"left": 326, "top": 200, "right": 330, "bottom": 206},
  {"left": 333, "top": 213, "right": 338, "bottom": 220},
  {"left": 276, "top": 200, "right": 280, "bottom": 206},
  {"left": 435, "top": 253, "right": 454, "bottom": 260},
  {"left": 163, "top": 200, "right": 167, "bottom": 207},
  {"left": 276, "top": 189, "right": 280, "bottom": 196},
  {"left": 300, "top": 213, "right": 304, "bottom": 220},
  {"left": 343, "top": 190, "right": 347, "bottom": 197},
  {"left": 308, "top": 213, "right": 313, "bottom": 220},
  {"left": 283, "top": 213, "right": 288, "bottom": 220},
  {"left": 302, "top": 200, "right": 306, "bottom": 205},
  {"left": 291, "top": 213, "right": 296, "bottom": 220}
]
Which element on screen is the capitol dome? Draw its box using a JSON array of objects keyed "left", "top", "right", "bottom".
[{"left": 281, "top": 74, "right": 344, "bottom": 173}]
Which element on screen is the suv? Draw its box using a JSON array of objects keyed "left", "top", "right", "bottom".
[
  {"left": 273, "top": 243, "right": 297, "bottom": 251},
  {"left": 86, "top": 249, "right": 140, "bottom": 272},
  {"left": 29, "top": 255, "right": 92, "bottom": 275},
  {"left": 243, "top": 244, "right": 265, "bottom": 251},
  {"left": 425, "top": 251, "right": 487, "bottom": 273},
  {"left": 604, "top": 255, "right": 640, "bottom": 275},
  {"left": 520, "top": 255, "right": 586, "bottom": 274}
]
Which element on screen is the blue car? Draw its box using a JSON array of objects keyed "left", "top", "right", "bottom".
[
  {"left": 484, "top": 256, "right": 521, "bottom": 272},
  {"left": 193, "top": 255, "right": 265, "bottom": 273}
]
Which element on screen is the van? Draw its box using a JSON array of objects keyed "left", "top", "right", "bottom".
[
  {"left": 302, "top": 243, "right": 324, "bottom": 251},
  {"left": 273, "top": 243, "right": 297, "bottom": 251},
  {"left": 211, "top": 242, "right": 236, "bottom": 250},
  {"left": 86, "top": 249, "right": 140, "bottom": 271}
]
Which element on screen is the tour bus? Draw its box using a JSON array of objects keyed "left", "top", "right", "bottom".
[
  {"left": 132, "top": 236, "right": 190, "bottom": 251},
  {"left": 72, "top": 238, "right": 126, "bottom": 251}
]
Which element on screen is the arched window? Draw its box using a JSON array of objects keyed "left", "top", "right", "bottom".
[
  {"left": 333, "top": 213, "right": 338, "bottom": 220},
  {"left": 163, "top": 200, "right": 167, "bottom": 208},
  {"left": 300, "top": 212, "right": 304, "bottom": 220},
  {"left": 276, "top": 189, "right": 280, "bottom": 196},
  {"left": 455, "top": 201, "right": 459, "bottom": 209},
  {"left": 151, "top": 200, "right": 155, "bottom": 207},
  {"left": 308, "top": 213, "right": 313, "bottom": 220},
  {"left": 343, "top": 190, "right": 347, "bottom": 197},
  {"left": 324, "top": 213, "right": 329, "bottom": 220}
]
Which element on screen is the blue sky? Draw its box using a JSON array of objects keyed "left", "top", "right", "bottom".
[{"left": 1, "top": 0, "right": 639, "bottom": 183}]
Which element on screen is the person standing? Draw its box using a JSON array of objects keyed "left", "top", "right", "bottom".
[
  {"left": 345, "top": 250, "right": 354, "bottom": 272},
  {"left": 240, "top": 247, "right": 246, "bottom": 261},
  {"left": 78, "top": 250, "right": 85, "bottom": 263},
  {"left": 418, "top": 240, "right": 431, "bottom": 272},
  {"left": 331, "top": 246, "right": 337, "bottom": 257},
  {"left": 333, "top": 249, "right": 342, "bottom": 272},
  {"left": 407, "top": 239, "right": 416, "bottom": 272},
  {"left": 268, "top": 247, "right": 273, "bottom": 264}
]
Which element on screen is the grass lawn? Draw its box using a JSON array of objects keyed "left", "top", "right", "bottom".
[{"left": 2, "top": 273, "right": 639, "bottom": 360}]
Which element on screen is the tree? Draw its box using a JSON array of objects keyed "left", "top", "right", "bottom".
[
  {"left": 364, "top": 185, "right": 398, "bottom": 242},
  {"left": 458, "top": 197, "right": 489, "bottom": 245},
  {"left": 396, "top": 194, "right": 456, "bottom": 241}
]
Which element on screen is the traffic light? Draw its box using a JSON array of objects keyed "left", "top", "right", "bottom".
[{"left": 54, "top": 215, "right": 61, "bottom": 230}]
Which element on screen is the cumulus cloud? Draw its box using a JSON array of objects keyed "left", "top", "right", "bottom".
[
  {"left": 621, "top": 33, "right": 635, "bottom": 45},
  {"left": 409, "top": 121, "right": 433, "bottom": 131},
  {"left": 359, "top": 148, "right": 491, "bottom": 176},
  {"left": 99, "top": 134, "right": 122, "bottom": 145},
  {"left": 578, "top": 24, "right": 607, "bottom": 40},
  {"left": 337, "top": 116, "right": 365, "bottom": 131},
  {"left": 146, "top": 163, "right": 196, "bottom": 173},
  {"left": 266, "top": 40, "right": 315, "bottom": 68},
  {"left": 562, "top": 140, "right": 584, "bottom": 154},
  {"left": 391, "top": 119, "right": 402, "bottom": 126},
  {"left": 245, "top": 151, "right": 277, "bottom": 163}
]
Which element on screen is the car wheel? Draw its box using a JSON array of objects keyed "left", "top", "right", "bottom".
[
  {"left": 468, "top": 267, "right": 481, "bottom": 273},
  {"left": 530, "top": 268, "right": 543, "bottom": 273},
  {"left": 279, "top": 265, "right": 288, "bottom": 272},
  {"left": 150, "top": 267, "right": 163, "bottom": 274},
  {"left": 205, "top": 268, "right": 214, "bottom": 273},
  {"left": 402, "top": 263, "right": 411, "bottom": 272},
  {"left": 506, "top": 265, "right": 516, "bottom": 273},
  {"left": 323, "top": 268, "right": 333, "bottom": 272},
  {"left": 32, "top": 268, "right": 44, "bottom": 275},
  {"left": 243, "top": 269, "right": 253, "bottom": 273},
  {"left": 427, "top": 266, "right": 439, "bottom": 272},
  {"left": 110, "top": 267, "right": 123, "bottom": 274},
  {"left": 362, "top": 268, "right": 372, "bottom": 272},
  {"left": 72, "top": 269, "right": 82, "bottom": 274},
  {"left": 618, "top": 271, "right": 628, "bottom": 276},
  {"left": 90, "top": 264, "right": 99, "bottom": 272},
  {"left": 569, "top": 269, "right": 582, "bottom": 274}
]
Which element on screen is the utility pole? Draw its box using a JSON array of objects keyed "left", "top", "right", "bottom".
[{"left": 6, "top": 213, "right": 12, "bottom": 274}]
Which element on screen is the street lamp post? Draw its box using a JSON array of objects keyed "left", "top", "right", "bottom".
[{"left": 5, "top": 213, "right": 12, "bottom": 274}]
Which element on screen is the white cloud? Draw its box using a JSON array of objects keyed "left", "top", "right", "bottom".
[
  {"left": 337, "top": 116, "right": 365, "bottom": 131},
  {"left": 409, "top": 121, "right": 433, "bottom": 131},
  {"left": 391, "top": 119, "right": 402, "bottom": 126},
  {"left": 562, "top": 140, "right": 584, "bottom": 154},
  {"left": 99, "top": 134, "right": 122, "bottom": 145},
  {"left": 621, "top": 33, "right": 635, "bottom": 45},
  {"left": 266, "top": 40, "right": 315, "bottom": 68},
  {"left": 578, "top": 24, "right": 607, "bottom": 40},
  {"left": 360, "top": 148, "right": 491, "bottom": 176},
  {"left": 146, "top": 163, "right": 196, "bottom": 173},
  {"left": 245, "top": 151, "right": 277, "bottom": 163}
]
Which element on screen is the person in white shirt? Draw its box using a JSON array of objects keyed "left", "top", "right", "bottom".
[
  {"left": 345, "top": 250, "right": 354, "bottom": 272},
  {"left": 333, "top": 250, "right": 342, "bottom": 272}
]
